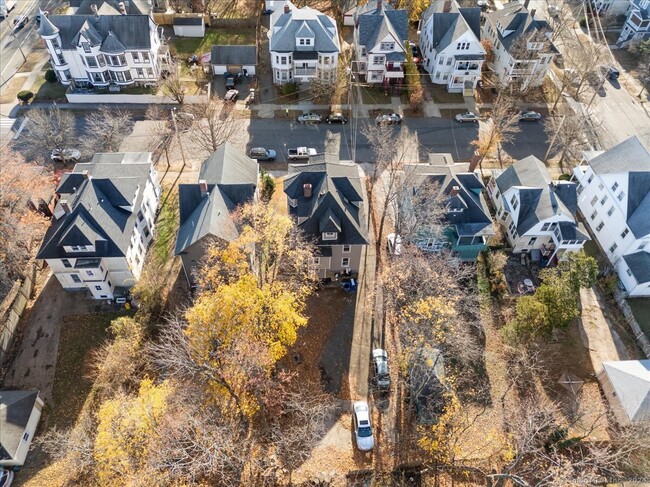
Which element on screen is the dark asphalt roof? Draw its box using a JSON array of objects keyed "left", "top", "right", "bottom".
[
  {"left": 284, "top": 161, "right": 368, "bottom": 246},
  {"left": 270, "top": 2, "right": 339, "bottom": 53},
  {"left": 484, "top": 2, "right": 554, "bottom": 53},
  {"left": 0, "top": 391, "right": 40, "bottom": 462},
  {"left": 173, "top": 17, "right": 203, "bottom": 25},
  {"left": 211, "top": 45, "right": 257, "bottom": 66},
  {"left": 421, "top": 0, "right": 482, "bottom": 53},
  {"left": 623, "top": 251, "right": 650, "bottom": 284},
  {"left": 72, "top": 0, "right": 147, "bottom": 14},
  {"left": 627, "top": 173, "right": 650, "bottom": 239},
  {"left": 37, "top": 153, "right": 153, "bottom": 260},
  {"left": 175, "top": 143, "right": 258, "bottom": 255},
  {"left": 357, "top": 8, "right": 408, "bottom": 50},
  {"left": 41, "top": 14, "right": 153, "bottom": 50}
]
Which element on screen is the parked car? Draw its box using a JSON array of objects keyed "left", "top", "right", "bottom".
[
  {"left": 172, "top": 109, "right": 195, "bottom": 131},
  {"left": 0, "top": 469, "right": 13, "bottom": 487},
  {"left": 387, "top": 233, "right": 402, "bottom": 256},
  {"left": 224, "top": 89, "right": 239, "bottom": 102},
  {"left": 287, "top": 147, "right": 317, "bottom": 160},
  {"left": 51, "top": 148, "right": 81, "bottom": 163},
  {"left": 296, "top": 112, "right": 323, "bottom": 124},
  {"left": 455, "top": 111, "right": 479, "bottom": 123},
  {"left": 375, "top": 112, "right": 402, "bottom": 125},
  {"left": 225, "top": 77, "right": 236, "bottom": 89},
  {"left": 326, "top": 112, "right": 348, "bottom": 124},
  {"left": 477, "top": 0, "right": 489, "bottom": 9},
  {"left": 519, "top": 111, "right": 542, "bottom": 122},
  {"left": 352, "top": 401, "right": 374, "bottom": 451},
  {"left": 547, "top": 5, "right": 560, "bottom": 16},
  {"left": 372, "top": 349, "right": 391, "bottom": 389},
  {"left": 12, "top": 15, "right": 29, "bottom": 31},
  {"left": 601, "top": 65, "right": 620, "bottom": 80},
  {"left": 249, "top": 147, "right": 277, "bottom": 161}
]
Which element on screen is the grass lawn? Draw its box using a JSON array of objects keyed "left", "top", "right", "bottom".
[
  {"left": 170, "top": 28, "right": 256, "bottom": 57},
  {"left": 31, "top": 75, "right": 68, "bottom": 102},
  {"left": 428, "top": 84, "right": 465, "bottom": 104},
  {"left": 151, "top": 186, "right": 179, "bottom": 268},
  {"left": 359, "top": 86, "right": 393, "bottom": 104},
  {"left": 628, "top": 299, "right": 650, "bottom": 340},
  {"left": 51, "top": 312, "right": 131, "bottom": 429}
]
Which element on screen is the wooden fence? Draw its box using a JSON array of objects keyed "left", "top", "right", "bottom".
[
  {"left": 152, "top": 13, "right": 256, "bottom": 28},
  {"left": 613, "top": 291, "right": 650, "bottom": 358},
  {"left": 0, "top": 263, "right": 37, "bottom": 366}
]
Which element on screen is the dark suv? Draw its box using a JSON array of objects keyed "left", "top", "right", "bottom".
[{"left": 326, "top": 112, "right": 348, "bottom": 124}]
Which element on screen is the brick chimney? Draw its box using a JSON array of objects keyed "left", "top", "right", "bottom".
[
  {"left": 524, "top": 0, "right": 530, "bottom": 9},
  {"left": 303, "top": 183, "right": 312, "bottom": 198},
  {"left": 377, "top": 0, "right": 382, "bottom": 11},
  {"left": 443, "top": 0, "right": 451, "bottom": 12},
  {"left": 82, "top": 170, "right": 90, "bottom": 179},
  {"left": 530, "top": 8, "right": 536, "bottom": 17},
  {"left": 118, "top": 1, "right": 127, "bottom": 14},
  {"left": 284, "top": 3, "right": 290, "bottom": 14},
  {"left": 450, "top": 185, "right": 460, "bottom": 197},
  {"left": 199, "top": 179, "right": 208, "bottom": 194},
  {"left": 60, "top": 199, "right": 71, "bottom": 214}
]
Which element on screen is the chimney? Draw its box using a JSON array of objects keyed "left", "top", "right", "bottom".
[
  {"left": 91, "top": 4, "right": 98, "bottom": 16},
  {"left": 284, "top": 3, "right": 290, "bottom": 14},
  {"left": 377, "top": 0, "right": 382, "bottom": 11},
  {"left": 530, "top": 8, "right": 536, "bottom": 17},
  {"left": 118, "top": 1, "right": 127, "bottom": 14},
  {"left": 468, "top": 150, "right": 480, "bottom": 172},
  {"left": 82, "top": 170, "right": 90, "bottom": 179},
  {"left": 199, "top": 179, "right": 208, "bottom": 194},
  {"left": 450, "top": 185, "right": 460, "bottom": 197},
  {"left": 443, "top": 0, "right": 451, "bottom": 12},
  {"left": 303, "top": 183, "right": 312, "bottom": 198},
  {"left": 524, "top": 0, "right": 530, "bottom": 9},
  {"left": 60, "top": 199, "right": 71, "bottom": 214}
]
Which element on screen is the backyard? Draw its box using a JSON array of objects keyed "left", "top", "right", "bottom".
[{"left": 169, "top": 28, "right": 257, "bottom": 57}]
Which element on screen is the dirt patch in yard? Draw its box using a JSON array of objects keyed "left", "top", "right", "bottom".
[
  {"left": 0, "top": 77, "right": 25, "bottom": 103},
  {"left": 17, "top": 52, "right": 47, "bottom": 74}
]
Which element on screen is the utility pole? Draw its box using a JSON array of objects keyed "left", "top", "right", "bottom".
[
  {"left": 170, "top": 108, "right": 188, "bottom": 169},
  {"left": 544, "top": 114, "right": 567, "bottom": 163}
]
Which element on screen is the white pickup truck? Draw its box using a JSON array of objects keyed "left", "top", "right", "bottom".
[{"left": 287, "top": 147, "right": 317, "bottom": 160}]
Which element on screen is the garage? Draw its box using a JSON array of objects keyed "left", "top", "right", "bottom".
[
  {"left": 173, "top": 16, "right": 205, "bottom": 38},
  {"left": 211, "top": 45, "right": 257, "bottom": 76}
]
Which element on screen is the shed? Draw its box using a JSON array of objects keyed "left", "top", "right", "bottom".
[
  {"left": 0, "top": 391, "right": 44, "bottom": 467},
  {"left": 597, "top": 360, "right": 650, "bottom": 426},
  {"left": 173, "top": 16, "right": 205, "bottom": 38},
  {"left": 211, "top": 45, "right": 257, "bottom": 76}
]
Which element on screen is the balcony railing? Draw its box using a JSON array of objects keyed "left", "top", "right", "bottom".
[
  {"left": 386, "top": 64, "right": 402, "bottom": 72},
  {"left": 294, "top": 68, "right": 316, "bottom": 76}
]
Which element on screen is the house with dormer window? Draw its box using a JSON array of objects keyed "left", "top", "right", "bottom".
[
  {"left": 38, "top": 3, "right": 165, "bottom": 87},
  {"left": 268, "top": 0, "right": 339, "bottom": 85},
  {"left": 353, "top": 0, "right": 408, "bottom": 85},
  {"left": 284, "top": 161, "right": 368, "bottom": 278},
  {"left": 487, "top": 155, "right": 588, "bottom": 265},
  {"left": 36, "top": 152, "right": 160, "bottom": 299},
  {"left": 419, "top": 0, "right": 484, "bottom": 95},
  {"left": 482, "top": 1, "right": 556, "bottom": 89},
  {"left": 617, "top": 0, "right": 650, "bottom": 47},
  {"left": 573, "top": 137, "right": 650, "bottom": 297}
]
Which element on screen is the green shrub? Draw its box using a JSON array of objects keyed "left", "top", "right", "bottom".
[
  {"left": 579, "top": 17, "right": 587, "bottom": 27},
  {"left": 558, "top": 174, "right": 571, "bottom": 181},
  {"left": 45, "top": 69, "right": 58, "bottom": 83},
  {"left": 260, "top": 169, "right": 276, "bottom": 202},
  {"left": 281, "top": 82, "right": 297, "bottom": 96},
  {"left": 16, "top": 90, "right": 34, "bottom": 102}
]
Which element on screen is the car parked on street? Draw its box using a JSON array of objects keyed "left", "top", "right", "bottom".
[
  {"left": 547, "top": 5, "right": 560, "bottom": 16},
  {"left": 51, "top": 148, "right": 81, "bottom": 163},
  {"left": 375, "top": 112, "right": 402, "bottom": 125},
  {"left": 326, "top": 112, "right": 348, "bottom": 124},
  {"left": 224, "top": 89, "right": 239, "bottom": 102},
  {"left": 477, "top": 0, "right": 489, "bottom": 9},
  {"left": 601, "top": 65, "right": 620, "bottom": 80},
  {"left": 353, "top": 401, "right": 374, "bottom": 451},
  {"left": 249, "top": 147, "right": 277, "bottom": 161},
  {"left": 296, "top": 112, "right": 323, "bottom": 124},
  {"left": 12, "top": 15, "right": 29, "bottom": 31},
  {"left": 372, "top": 349, "right": 391, "bottom": 390},
  {"left": 455, "top": 111, "right": 479, "bottom": 123},
  {"left": 519, "top": 111, "right": 542, "bottom": 122}
]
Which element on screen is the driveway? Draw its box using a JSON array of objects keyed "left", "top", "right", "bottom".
[{"left": 2, "top": 273, "right": 113, "bottom": 402}]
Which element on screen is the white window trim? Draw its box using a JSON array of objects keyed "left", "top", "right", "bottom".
[{"left": 322, "top": 232, "right": 338, "bottom": 241}]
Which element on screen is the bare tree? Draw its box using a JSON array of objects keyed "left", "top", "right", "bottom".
[
  {"left": 80, "top": 106, "right": 134, "bottom": 155},
  {"left": 161, "top": 61, "right": 187, "bottom": 105},
  {"left": 186, "top": 99, "right": 244, "bottom": 154},
  {"left": 309, "top": 77, "right": 336, "bottom": 105},
  {"left": 544, "top": 109, "right": 597, "bottom": 167},
  {"left": 471, "top": 92, "right": 520, "bottom": 170},
  {"left": 22, "top": 107, "right": 76, "bottom": 162}
]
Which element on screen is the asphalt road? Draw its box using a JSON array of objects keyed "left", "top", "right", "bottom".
[{"left": 245, "top": 117, "right": 549, "bottom": 164}]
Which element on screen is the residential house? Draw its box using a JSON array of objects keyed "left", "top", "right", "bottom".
[
  {"left": 211, "top": 45, "right": 257, "bottom": 76},
  {"left": 572, "top": 136, "right": 650, "bottom": 297},
  {"left": 69, "top": 0, "right": 153, "bottom": 15},
  {"left": 268, "top": 1, "right": 339, "bottom": 85},
  {"left": 597, "top": 359, "right": 650, "bottom": 425},
  {"left": 482, "top": 1, "right": 556, "bottom": 89},
  {"left": 404, "top": 154, "right": 494, "bottom": 261},
  {"left": 38, "top": 5, "right": 165, "bottom": 87},
  {"left": 0, "top": 391, "right": 44, "bottom": 467},
  {"left": 593, "top": 0, "right": 632, "bottom": 16},
  {"left": 172, "top": 16, "right": 205, "bottom": 38},
  {"left": 284, "top": 161, "right": 368, "bottom": 279},
  {"left": 36, "top": 152, "right": 161, "bottom": 300},
  {"left": 617, "top": 0, "right": 650, "bottom": 47},
  {"left": 175, "top": 143, "right": 258, "bottom": 285},
  {"left": 419, "top": 0, "right": 484, "bottom": 94},
  {"left": 353, "top": 0, "right": 408, "bottom": 85},
  {"left": 342, "top": 0, "right": 357, "bottom": 26},
  {"left": 487, "top": 155, "right": 589, "bottom": 264}
]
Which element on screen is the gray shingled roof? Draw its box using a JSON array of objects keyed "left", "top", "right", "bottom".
[
  {"left": 357, "top": 7, "right": 408, "bottom": 50},
  {"left": 602, "top": 360, "right": 650, "bottom": 422},
  {"left": 0, "top": 391, "right": 40, "bottom": 463},
  {"left": 495, "top": 155, "right": 551, "bottom": 192},
  {"left": 421, "top": 1, "right": 482, "bottom": 54},
  {"left": 175, "top": 143, "right": 258, "bottom": 255},
  {"left": 73, "top": 0, "right": 148, "bottom": 14},
  {"left": 284, "top": 161, "right": 368, "bottom": 246},
  {"left": 211, "top": 45, "right": 257, "bottom": 66},
  {"left": 173, "top": 17, "right": 203, "bottom": 25},
  {"left": 623, "top": 251, "right": 650, "bottom": 284},
  {"left": 626, "top": 173, "right": 650, "bottom": 239},
  {"left": 37, "top": 153, "right": 152, "bottom": 260},
  {"left": 586, "top": 136, "right": 650, "bottom": 174},
  {"left": 101, "top": 31, "right": 127, "bottom": 53},
  {"left": 38, "top": 12, "right": 59, "bottom": 36},
  {"left": 354, "top": 0, "right": 393, "bottom": 22},
  {"left": 484, "top": 2, "right": 553, "bottom": 53},
  {"left": 42, "top": 14, "right": 153, "bottom": 50},
  {"left": 269, "top": 2, "right": 339, "bottom": 53}
]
